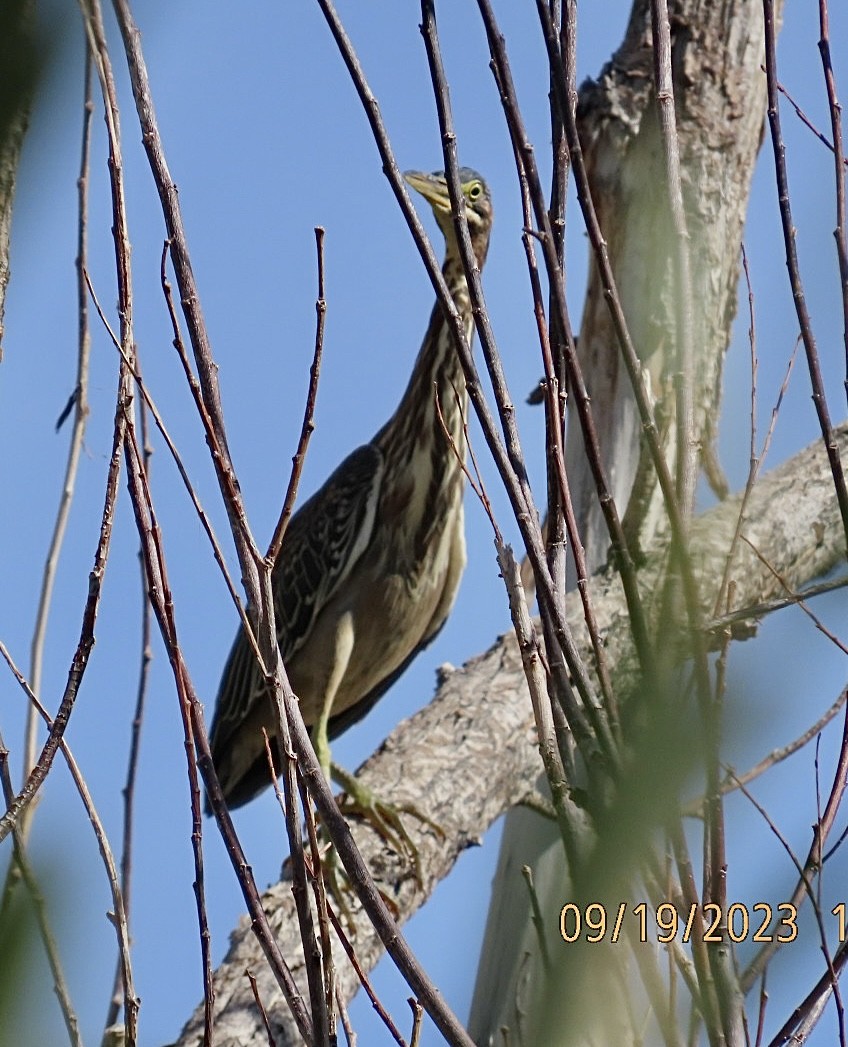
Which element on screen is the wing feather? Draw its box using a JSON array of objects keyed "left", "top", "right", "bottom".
[{"left": 209, "top": 443, "right": 384, "bottom": 765}]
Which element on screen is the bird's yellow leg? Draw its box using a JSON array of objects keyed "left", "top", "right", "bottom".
[
  {"left": 311, "top": 617, "right": 441, "bottom": 896},
  {"left": 330, "top": 762, "right": 444, "bottom": 887},
  {"left": 307, "top": 620, "right": 362, "bottom": 915}
]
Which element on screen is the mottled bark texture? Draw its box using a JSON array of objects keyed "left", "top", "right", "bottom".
[
  {"left": 471, "top": 1, "right": 772, "bottom": 1041},
  {"left": 568, "top": 0, "right": 768, "bottom": 565},
  {"left": 175, "top": 423, "right": 847, "bottom": 1047}
]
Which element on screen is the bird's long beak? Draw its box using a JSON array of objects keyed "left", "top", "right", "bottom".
[{"left": 404, "top": 170, "right": 451, "bottom": 215}]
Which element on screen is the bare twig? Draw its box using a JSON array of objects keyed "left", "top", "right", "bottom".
[
  {"left": 434, "top": 387, "right": 583, "bottom": 856},
  {"left": 0, "top": 0, "right": 133, "bottom": 853},
  {"left": 298, "top": 775, "right": 335, "bottom": 1033},
  {"left": 533, "top": 0, "right": 684, "bottom": 564},
  {"left": 771, "top": 73, "right": 848, "bottom": 164},
  {"left": 755, "top": 970, "right": 768, "bottom": 1047},
  {"left": 714, "top": 283, "right": 799, "bottom": 620},
  {"left": 421, "top": 0, "right": 618, "bottom": 779},
  {"left": 313, "top": 0, "right": 602, "bottom": 758},
  {"left": 110, "top": 10, "right": 458, "bottom": 1036},
  {"left": 481, "top": 0, "right": 661, "bottom": 700},
  {"left": 105, "top": 385, "right": 153, "bottom": 1034},
  {"left": 708, "top": 573, "right": 848, "bottom": 631},
  {"left": 23, "top": 42, "right": 93, "bottom": 791},
  {"left": 336, "top": 988, "right": 356, "bottom": 1047},
  {"left": 0, "top": 643, "right": 138, "bottom": 1042},
  {"left": 521, "top": 866, "right": 551, "bottom": 975},
  {"left": 0, "top": 45, "right": 96, "bottom": 1036},
  {"left": 268, "top": 226, "right": 327, "bottom": 564},
  {"left": 513, "top": 148, "right": 617, "bottom": 729},
  {"left": 762, "top": 0, "right": 848, "bottom": 545},
  {"left": 266, "top": 731, "right": 330, "bottom": 1047},
  {"left": 766, "top": 942, "right": 848, "bottom": 1046},
  {"left": 542, "top": 0, "right": 570, "bottom": 643},
  {"left": 738, "top": 687, "right": 848, "bottom": 1002},
  {"left": 105, "top": 524, "right": 152, "bottom": 1031},
  {"left": 320, "top": 896, "right": 409, "bottom": 1047},
  {"left": 408, "top": 999, "right": 424, "bottom": 1047},
  {"left": 735, "top": 765, "right": 846, "bottom": 1044},
  {"left": 816, "top": 0, "right": 848, "bottom": 396},
  {"left": 713, "top": 686, "right": 848, "bottom": 801},
  {"left": 741, "top": 536, "right": 848, "bottom": 657},
  {"left": 122, "top": 414, "right": 216, "bottom": 1043},
  {"left": 87, "top": 255, "right": 257, "bottom": 669},
  {"left": 247, "top": 970, "right": 279, "bottom": 1047}
]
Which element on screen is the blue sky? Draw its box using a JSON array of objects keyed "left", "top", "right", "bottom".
[{"left": 1, "top": 1, "right": 847, "bottom": 1044}]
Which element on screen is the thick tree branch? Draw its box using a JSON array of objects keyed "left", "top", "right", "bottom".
[{"left": 176, "top": 424, "right": 848, "bottom": 1047}]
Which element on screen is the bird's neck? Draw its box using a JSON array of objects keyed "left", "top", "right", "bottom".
[{"left": 377, "top": 255, "right": 474, "bottom": 460}]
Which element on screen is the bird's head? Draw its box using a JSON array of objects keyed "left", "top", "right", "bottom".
[{"left": 404, "top": 167, "right": 493, "bottom": 266}]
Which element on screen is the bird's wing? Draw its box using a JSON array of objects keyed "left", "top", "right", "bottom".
[
  {"left": 272, "top": 442, "right": 384, "bottom": 662},
  {"left": 209, "top": 443, "right": 384, "bottom": 757}
]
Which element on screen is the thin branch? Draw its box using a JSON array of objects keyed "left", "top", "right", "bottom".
[
  {"left": 313, "top": 0, "right": 603, "bottom": 759},
  {"left": 708, "top": 573, "right": 848, "bottom": 631},
  {"left": 336, "top": 989, "right": 356, "bottom": 1047},
  {"left": 111, "top": 4, "right": 472, "bottom": 1037},
  {"left": 247, "top": 970, "right": 278, "bottom": 1047},
  {"left": 268, "top": 226, "right": 327, "bottom": 564},
  {"left": 320, "top": 893, "right": 409, "bottom": 1047},
  {"left": 0, "top": 0, "right": 134, "bottom": 855},
  {"left": 543, "top": 0, "right": 569, "bottom": 648},
  {"left": 435, "top": 375, "right": 584, "bottom": 861},
  {"left": 766, "top": 941, "right": 848, "bottom": 1046},
  {"left": 122, "top": 415, "right": 216, "bottom": 1044},
  {"left": 408, "top": 999, "right": 424, "bottom": 1047},
  {"left": 266, "top": 731, "right": 330, "bottom": 1047},
  {"left": 735, "top": 768, "right": 846, "bottom": 1044},
  {"left": 0, "top": 642, "right": 138, "bottom": 1041},
  {"left": 816, "top": 0, "right": 848, "bottom": 398},
  {"left": 85, "top": 259, "right": 254, "bottom": 668},
  {"left": 513, "top": 152, "right": 618, "bottom": 729},
  {"left": 105, "top": 402, "right": 152, "bottom": 1032},
  {"left": 23, "top": 40, "right": 93, "bottom": 790},
  {"left": 741, "top": 536, "right": 848, "bottom": 657},
  {"left": 421, "top": 0, "right": 616, "bottom": 771},
  {"left": 298, "top": 775, "right": 335, "bottom": 1037},
  {"left": 533, "top": 0, "right": 686, "bottom": 563},
  {"left": 0, "top": 41, "right": 96, "bottom": 1025},
  {"left": 105, "top": 513, "right": 152, "bottom": 1030},
  {"left": 712, "top": 686, "right": 848, "bottom": 802},
  {"left": 739, "top": 688, "right": 848, "bottom": 1000},
  {"left": 762, "top": 0, "right": 848, "bottom": 545},
  {"left": 771, "top": 73, "right": 848, "bottom": 164},
  {"left": 714, "top": 292, "right": 799, "bottom": 619},
  {"left": 481, "top": 0, "right": 668, "bottom": 711}
]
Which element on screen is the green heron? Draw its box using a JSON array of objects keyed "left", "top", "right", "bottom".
[{"left": 208, "top": 168, "right": 493, "bottom": 815}]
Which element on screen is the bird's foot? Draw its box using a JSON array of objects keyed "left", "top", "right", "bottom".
[
  {"left": 331, "top": 762, "right": 444, "bottom": 886},
  {"left": 318, "top": 843, "right": 359, "bottom": 929}
]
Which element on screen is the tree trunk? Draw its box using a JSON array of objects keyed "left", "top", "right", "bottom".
[{"left": 470, "top": 1, "right": 771, "bottom": 1041}]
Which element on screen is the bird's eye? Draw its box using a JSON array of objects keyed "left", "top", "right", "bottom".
[{"left": 468, "top": 182, "right": 483, "bottom": 200}]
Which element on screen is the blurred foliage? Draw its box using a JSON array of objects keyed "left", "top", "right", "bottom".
[
  {"left": 0, "top": 867, "right": 39, "bottom": 1047},
  {"left": 0, "top": 0, "right": 39, "bottom": 149}
]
